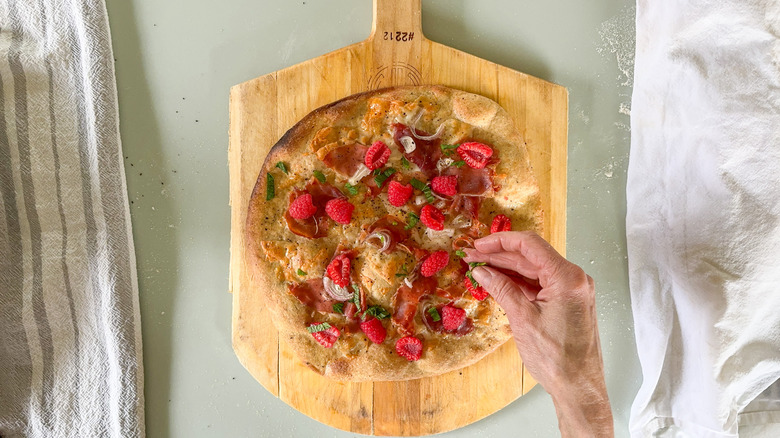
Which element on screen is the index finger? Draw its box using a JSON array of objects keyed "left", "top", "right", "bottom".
[{"left": 474, "top": 231, "right": 564, "bottom": 273}]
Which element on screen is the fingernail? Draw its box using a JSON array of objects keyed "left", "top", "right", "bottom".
[{"left": 471, "top": 266, "right": 492, "bottom": 287}]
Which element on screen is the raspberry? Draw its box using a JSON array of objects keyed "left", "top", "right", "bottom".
[
  {"left": 360, "top": 317, "right": 387, "bottom": 344},
  {"left": 420, "top": 204, "right": 445, "bottom": 231},
  {"left": 456, "top": 142, "right": 493, "bottom": 169},
  {"left": 431, "top": 175, "right": 458, "bottom": 197},
  {"left": 490, "top": 214, "right": 512, "bottom": 233},
  {"left": 309, "top": 323, "right": 340, "bottom": 348},
  {"left": 288, "top": 193, "right": 317, "bottom": 220},
  {"left": 326, "top": 254, "right": 351, "bottom": 288},
  {"left": 387, "top": 181, "right": 413, "bottom": 207},
  {"left": 441, "top": 304, "right": 466, "bottom": 331},
  {"left": 395, "top": 336, "right": 423, "bottom": 361},
  {"left": 464, "top": 276, "right": 489, "bottom": 301},
  {"left": 420, "top": 250, "right": 449, "bottom": 277},
  {"left": 364, "top": 140, "right": 391, "bottom": 170},
  {"left": 325, "top": 198, "right": 354, "bottom": 224}
]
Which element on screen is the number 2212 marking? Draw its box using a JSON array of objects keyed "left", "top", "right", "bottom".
[{"left": 383, "top": 31, "right": 414, "bottom": 42}]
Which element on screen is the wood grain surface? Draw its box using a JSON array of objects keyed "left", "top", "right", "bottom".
[{"left": 229, "top": 0, "right": 567, "bottom": 434}]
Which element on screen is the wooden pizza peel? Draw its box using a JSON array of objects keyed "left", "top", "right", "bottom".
[{"left": 228, "top": 0, "right": 568, "bottom": 434}]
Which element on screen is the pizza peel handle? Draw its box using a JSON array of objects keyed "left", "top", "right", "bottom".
[
  {"left": 366, "top": 0, "right": 427, "bottom": 89},
  {"left": 369, "top": 0, "right": 423, "bottom": 40},
  {"left": 230, "top": 0, "right": 568, "bottom": 434}
]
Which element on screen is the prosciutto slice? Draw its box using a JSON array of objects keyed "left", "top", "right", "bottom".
[
  {"left": 442, "top": 165, "right": 494, "bottom": 195},
  {"left": 447, "top": 195, "right": 482, "bottom": 223},
  {"left": 391, "top": 276, "right": 438, "bottom": 336},
  {"left": 392, "top": 123, "right": 442, "bottom": 176},
  {"left": 363, "top": 215, "right": 410, "bottom": 253},
  {"left": 284, "top": 180, "right": 344, "bottom": 239},
  {"left": 321, "top": 142, "right": 369, "bottom": 177},
  {"left": 289, "top": 279, "right": 340, "bottom": 313}
]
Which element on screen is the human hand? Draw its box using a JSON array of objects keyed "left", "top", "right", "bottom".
[{"left": 463, "top": 231, "right": 613, "bottom": 438}]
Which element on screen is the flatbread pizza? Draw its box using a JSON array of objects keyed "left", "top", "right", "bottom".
[{"left": 245, "top": 85, "right": 542, "bottom": 381}]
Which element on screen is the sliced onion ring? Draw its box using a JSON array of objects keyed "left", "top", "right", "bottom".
[
  {"left": 410, "top": 110, "right": 446, "bottom": 141},
  {"left": 451, "top": 214, "right": 472, "bottom": 229},
  {"left": 403, "top": 270, "right": 419, "bottom": 288},
  {"left": 425, "top": 227, "right": 455, "bottom": 240},
  {"left": 323, "top": 276, "right": 354, "bottom": 301},
  {"left": 430, "top": 190, "right": 449, "bottom": 201},
  {"left": 365, "top": 230, "right": 392, "bottom": 252},
  {"left": 348, "top": 163, "right": 371, "bottom": 185},
  {"left": 436, "top": 157, "right": 454, "bottom": 173}
]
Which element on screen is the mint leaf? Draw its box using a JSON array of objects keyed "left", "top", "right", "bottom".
[
  {"left": 466, "top": 270, "right": 480, "bottom": 289},
  {"left": 441, "top": 144, "right": 458, "bottom": 156},
  {"left": 275, "top": 161, "right": 288, "bottom": 174},
  {"left": 410, "top": 178, "right": 427, "bottom": 191},
  {"left": 422, "top": 187, "right": 434, "bottom": 203},
  {"left": 352, "top": 284, "right": 362, "bottom": 312},
  {"left": 409, "top": 178, "right": 434, "bottom": 202},
  {"left": 332, "top": 303, "right": 344, "bottom": 314},
  {"left": 296, "top": 268, "right": 307, "bottom": 276},
  {"left": 364, "top": 305, "right": 390, "bottom": 320},
  {"left": 344, "top": 182, "right": 358, "bottom": 196},
  {"left": 427, "top": 307, "right": 441, "bottom": 322},
  {"left": 313, "top": 170, "right": 326, "bottom": 183},
  {"left": 452, "top": 160, "right": 466, "bottom": 167},
  {"left": 374, "top": 167, "right": 396, "bottom": 187},
  {"left": 266, "top": 173, "right": 274, "bottom": 201},
  {"left": 404, "top": 212, "right": 419, "bottom": 230},
  {"left": 455, "top": 250, "right": 466, "bottom": 258},
  {"left": 401, "top": 156, "right": 411, "bottom": 169},
  {"left": 307, "top": 322, "right": 332, "bottom": 333}
]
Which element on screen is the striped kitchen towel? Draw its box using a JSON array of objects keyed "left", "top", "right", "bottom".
[{"left": 0, "top": 0, "right": 144, "bottom": 437}]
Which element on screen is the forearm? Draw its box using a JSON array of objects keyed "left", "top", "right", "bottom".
[{"left": 549, "top": 377, "right": 613, "bottom": 438}]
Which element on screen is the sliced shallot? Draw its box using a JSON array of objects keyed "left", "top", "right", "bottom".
[
  {"left": 426, "top": 227, "right": 455, "bottom": 238},
  {"left": 403, "top": 270, "right": 419, "bottom": 288},
  {"left": 410, "top": 110, "right": 446, "bottom": 141},
  {"left": 365, "top": 230, "right": 392, "bottom": 252},
  {"left": 348, "top": 163, "right": 371, "bottom": 185},
  {"left": 436, "top": 157, "right": 454, "bottom": 173},
  {"left": 323, "top": 276, "right": 354, "bottom": 301},
  {"left": 451, "top": 214, "right": 472, "bottom": 229}
]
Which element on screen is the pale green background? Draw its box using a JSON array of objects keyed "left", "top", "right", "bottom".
[{"left": 106, "top": 0, "right": 640, "bottom": 436}]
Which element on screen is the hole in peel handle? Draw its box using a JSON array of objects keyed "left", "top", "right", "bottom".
[{"left": 370, "top": 0, "right": 424, "bottom": 42}]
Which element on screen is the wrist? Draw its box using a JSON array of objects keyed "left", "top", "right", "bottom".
[{"left": 549, "top": 375, "right": 613, "bottom": 438}]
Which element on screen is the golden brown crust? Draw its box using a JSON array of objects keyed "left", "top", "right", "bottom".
[{"left": 246, "top": 85, "right": 542, "bottom": 381}]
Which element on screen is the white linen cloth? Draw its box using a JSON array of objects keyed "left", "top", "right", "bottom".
[
  {"left": 0, "top": 0, "right": 144, "bottom": 437},
  {"left": 627, "top": 0, "right": 780, "bottom": 436}
]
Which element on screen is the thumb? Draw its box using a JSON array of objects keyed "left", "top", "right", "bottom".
[{"left": 472, "top": 266, "right": 537, "bottom": 322}]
